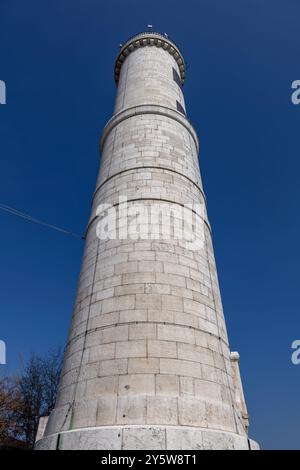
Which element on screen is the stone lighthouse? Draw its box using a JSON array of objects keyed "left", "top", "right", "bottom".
[{"left": 35, "top": 31, "right": 259, "bottom": 450}]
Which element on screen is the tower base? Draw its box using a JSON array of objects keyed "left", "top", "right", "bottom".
[{"left": 35, "top": 425, "right": 260, "bottom": 450}]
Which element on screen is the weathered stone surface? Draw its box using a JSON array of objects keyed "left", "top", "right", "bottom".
[
  {"left": 202, "top": 430, "right": 249, "bottom": 450},
  {"left": 166, "top": 427, "right": 203, "bottom": 450},
  {"left": 35, "top": 434, "right": 58, "bottom": 450},
  {"left": 36, "top": 426, "right": 259, "bottom": 450},
  {"left": 122, "top": 427, "right": 166, "bottom": 450},
  {"left": 60, "top": 428, "right": 122, "bottom": 450},
  {"left": 35, "top": 31, "right": 259, "bottom": 451}
]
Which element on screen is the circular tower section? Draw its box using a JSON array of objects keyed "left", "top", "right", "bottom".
[{"left": 35, "top": 32, "right": 259, "bottom": 450}]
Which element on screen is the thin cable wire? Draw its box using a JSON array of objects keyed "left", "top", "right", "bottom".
[{"left": 0, "top": 203, "right": 85, "bottom": 239}]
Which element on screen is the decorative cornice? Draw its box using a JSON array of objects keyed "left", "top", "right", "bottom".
[{"left": 114, "top": 32, "right": 186, "bottom": 85}]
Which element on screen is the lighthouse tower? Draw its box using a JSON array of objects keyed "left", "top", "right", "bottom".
[{"left": 35, "top": 31, "right": 259, "bottom": 450}]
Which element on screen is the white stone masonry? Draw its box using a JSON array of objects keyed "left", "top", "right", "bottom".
[{"left": 35, "top": 32, "right": 259, "bottom": 450}]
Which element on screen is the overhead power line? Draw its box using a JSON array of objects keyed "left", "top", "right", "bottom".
[{"left": 0, "top": 203, "right": 85, "bottom": 240}]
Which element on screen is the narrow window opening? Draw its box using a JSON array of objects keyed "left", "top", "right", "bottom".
[
  {"left": 172, "top": 67, "right": 182, "bottom": 87},
  {"left": 176, "top": 100, "right": 186, "bottom": 116}
]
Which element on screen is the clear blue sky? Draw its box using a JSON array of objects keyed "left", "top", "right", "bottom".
[{"left": 0, "top": 0, "right": 299, "bottom": 449}]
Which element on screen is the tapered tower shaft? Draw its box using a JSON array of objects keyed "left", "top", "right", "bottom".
[{"left": 36, "top": 31, "right": 259, "bottom": 450}]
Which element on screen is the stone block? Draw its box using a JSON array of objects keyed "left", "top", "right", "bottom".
[
  {"left": 202, "top": 430, "right": 249, "bottom": 450},
  {"left": 157, "top": 324, "right": 195, "bottom": 344},
  {"left": 116, "top": 340, "right": 146, "bottom": 358},
  {"left": 129, "top": 323, "right": 156, "bottom": 340},
  {"left": 178, "top": 396, "right": 207, "bottom": 427},
  {"left": 102, "top": 325, "right": 129, "bottom": 344},
  {"left": 160, "top": 358, "right": 202, "bottom": 379},
  {"left": 72, "top": 399, "right": 98, "bottom": 429},
  {"left": 86, "top": 376, "right": 118, "bottom": 398},
  {"left": 101, "top": 296, "right": 135, "bottom": 314},
  {"left": 135, "top": 293, "right": 162, "bottom": 309},
  {"left": 147, "top": 396, "right": 178, "bottom": 425},
  {"left": 166, "top": 427, "right": 203, "bottom": 450},
  {"left": 179, "top": 376, "right": 194, "bottom": 396},
  {"left": 96, "top": 396, "right": 117, "bottom": 425},
  {"left": 156, "top": 374, "right": 179, "bottom": 396},
  {"left": 148, "top": 340, "right": 177, "bottom": 358},
  {"left": 99, "top": 358, "right": 128, "bottom": 376},
  {"left": 60, "top": 427, "right": 122, "bottom": 450},
  {"left": 148, "top": 309, "right": 174, "bottom": 323},
  {"left": 128, "top": 358, "right": 159, "bottom": 374},
  {"left": 118, "top": 374, "right": 155, "bottom": 395},
  {"left": 117, "top": 396, "right": 147, "bottom": 424},
  {"left": 122, "top": 427, "right": 165, "bottom": 450},
  {"left": 88, "top": 343, "right": 116, "bottom": 363}
]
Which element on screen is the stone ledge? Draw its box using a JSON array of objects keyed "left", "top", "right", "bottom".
[
  {"left": 92, "top": 166, "right": 206, "bottom": 207},
  {"left": 86, "top": 196, "right": 211, "bottom": 238},
  {"left": 63, "top": 320, "right": 230, "bottom": 364},
  {"left": 35, "top": 425, "right": 259, "bottom": 450},
  {"left": 100, "top": 104, "right": 200, "bottom": 154}
]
